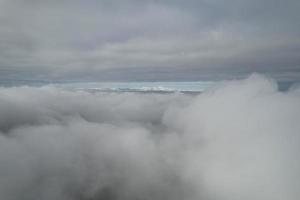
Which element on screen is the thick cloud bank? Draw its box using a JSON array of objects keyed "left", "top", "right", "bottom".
[{"left": 0, "top": 74, "right": 299, "bottom": 200}]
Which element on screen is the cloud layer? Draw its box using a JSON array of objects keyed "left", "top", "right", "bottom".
[
  {"left": 0, "top": 74, "right": 299, "bottom": 200},
  {"left": 0, "top": 0, "right": 299, "bottom": 80}
]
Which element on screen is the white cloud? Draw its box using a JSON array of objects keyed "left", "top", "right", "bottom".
[{"left": 0, "top": 74, "right": 299, "bottom": 199}]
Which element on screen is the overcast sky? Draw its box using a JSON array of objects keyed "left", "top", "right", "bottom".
[{"left": 0, "top": 0, "right": 300, "bottom": 81}]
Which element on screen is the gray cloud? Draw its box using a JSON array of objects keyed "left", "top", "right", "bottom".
[
  {"left": 0, "top": 0, "right": 299, "bottom": 81},
  {"left": 0, "top": 74, "right": 300, "bottom": 199}
]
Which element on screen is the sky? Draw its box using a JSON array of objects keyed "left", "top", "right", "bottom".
[{"left": 0, "top": 0, "right": 300, "bottom": 81}]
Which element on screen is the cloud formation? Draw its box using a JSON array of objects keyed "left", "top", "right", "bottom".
[
  {"left": 0, "top": 74, "right": 299, "bottom": 200},
  {"left": 0, "top": 0, "right": 299, "bottom": 81}
]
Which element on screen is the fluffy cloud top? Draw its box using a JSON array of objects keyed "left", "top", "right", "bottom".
[{"left": 0, "top": 74, "right": 299, "bottom": 200}]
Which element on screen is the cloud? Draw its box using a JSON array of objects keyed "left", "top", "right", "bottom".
[
  {"left": 0, "top": 0, "right": 299, "bottom": 80},
  {"left": 0, "top": 74, "right": 299, "bottom": 200}
]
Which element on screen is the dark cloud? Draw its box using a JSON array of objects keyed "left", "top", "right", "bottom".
[
  {"left": 0, "top": 0, "right": 299, "bottom": 81},
  {"left": 0, "top": 74, "right": 300, "bottom": 199}
]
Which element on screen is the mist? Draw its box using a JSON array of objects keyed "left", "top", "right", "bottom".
[{"left": 0, "top": 74, "right": 299, "bottom": 200}]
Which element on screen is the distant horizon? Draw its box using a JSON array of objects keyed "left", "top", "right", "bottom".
[{"left": 1, "top": 68, "right": 300, "bottom": 84}]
